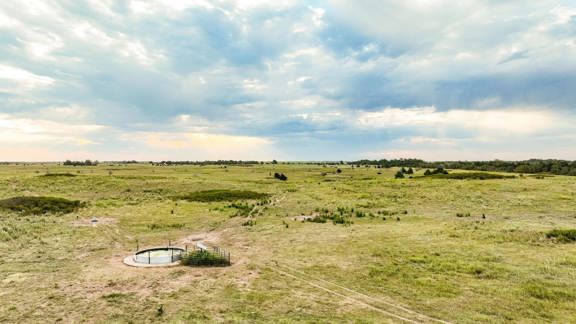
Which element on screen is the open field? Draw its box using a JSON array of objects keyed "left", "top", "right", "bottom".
[{"left": 0, "top": 163, "right": 575, "bottom": 323}]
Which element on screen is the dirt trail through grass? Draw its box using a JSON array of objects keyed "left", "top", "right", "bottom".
[{"left": 269, "top": 262, "right": 452, "bottom": 324}]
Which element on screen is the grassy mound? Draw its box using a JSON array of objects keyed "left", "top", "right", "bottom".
[
  {"left": 426, "top": 172, "right": 515, "bottom": 180},
  {"left": 175, "top": 190, "right": 269, "bottom": 202},
  {"left": 0, "top": 196, "right": 84, "bottom": 215},
  {"left": 40, "top": 173, "right": 77, "bottom": 177},
  {"left": 546, "top": 229, "right": 576, "bottom": 242},
  {"left": 181, "top": 250, "right": 230, "bottom": 266}
]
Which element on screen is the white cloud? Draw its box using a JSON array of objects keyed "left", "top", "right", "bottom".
[
  {"left": 356, "top": 106, "right": 564, "bottom": 135},
  {"left": 0, "top": 64, "right": 55, "bottom": 93}
]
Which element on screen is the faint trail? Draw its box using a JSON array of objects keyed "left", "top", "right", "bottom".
[
  {"left": 268, "top": 262, "right": 452, "bottom": 324},
  {"left": 269, "top": 266, "right": 420, "bottom": 323}
]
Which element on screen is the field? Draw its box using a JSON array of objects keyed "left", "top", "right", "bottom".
[{"left": 0, "top": 163, "right": 575, "bottom": 323}]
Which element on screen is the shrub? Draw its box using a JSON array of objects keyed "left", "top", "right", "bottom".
[
  {"left": 0, "top": 196, "right": 84, "bottom": 215},
  {"left": 175, "top": 190, "right": 269, "bottom": 202},
  {"left": 394, "top": 171, "right": 404, "bottom": 179},
  {"left": 227, "top": 202, "right": 253, "bottom": 217},
  {"left": 546, "top": 229, "right": 576, "bottom": 242},
  {"left": 274, "top": 173, "right": 287, "bottom": 181},
  {"left": 181, "top": 250, "right": 230, "bottom": 266}
]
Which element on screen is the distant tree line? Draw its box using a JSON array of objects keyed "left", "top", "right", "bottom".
[
  {"left": 63, "top": 160, "right": 98, "bottom": 166},
  {"left": 150, "top": 160, "right": 262, "bottom": 166},
  {"left": 349, "top": 159, "right": 576, "bottom": 176}
]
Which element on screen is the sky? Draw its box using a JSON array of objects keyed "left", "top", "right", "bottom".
[{"left": 1, "top": 0, "right": 575, "bottom": 161}]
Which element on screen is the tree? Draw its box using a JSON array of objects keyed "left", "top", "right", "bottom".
[
  {"left": 272, "top": 160, "right": 278, "bottom": 164},
  {"left": 406, "top": 167, "right": 414, "bottom": 174},
  {"left": 394, "top": 171, "right": 405, "bottom": 179}
]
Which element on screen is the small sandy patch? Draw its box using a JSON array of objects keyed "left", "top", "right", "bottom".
[
  {"left": 290, "top": 213, "right": 319, "bottom": 221},
  {"left": 72, "top": 217, "right": 117, "bottom": 227}
]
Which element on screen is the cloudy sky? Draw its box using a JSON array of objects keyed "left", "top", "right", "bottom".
[{"left": 1, "top": 0, "right": 575, "bottom": 161}]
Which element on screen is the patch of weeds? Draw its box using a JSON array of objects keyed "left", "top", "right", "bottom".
[
  {"left": 546, "top": 229, "right": 576, "bottom": 242},
  {"left": 242, "top": 219, "right": 256, "bottom": 226},
  {"left": 426, "top": 172, "right": 515, "bottom": 180},
  {"left": 147, "top": 223, "right": 186, "bottom": 230},
  {"left": 175, "top": 190, "right": 269, "bottom": 202},
  {"left": 101, "top": 292, "right": 134, "bottom": 303},
  {"left": 305, "top": 207, "right": 353, "bottom": 225},
  {"left": 0, "top": 196, "right": 84, "bottom": 215},
  {"left": 40, "top": 173, "right": 77, "bottom": 177},
  {"left": 181, "top": 250, "right": 230, "bottom": 266},
  {"left": 227, "top": 202, "right": 253, "bottom": 217}
]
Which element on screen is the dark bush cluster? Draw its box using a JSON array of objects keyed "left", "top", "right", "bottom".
[
  {"left": 175, "top": 190, "right": 269, "bottom": 202},
  {"left": 41, "top": 173, "right": 77, "bottom": 177},
  {"left": 546, "top": 229, "right": 576, "bottom": 242},
  {"left": 63, "top": 159, "right": 98, "bottom": 166},
  {"left": 424, "top": 167, "right": 449, "bottom": 176},
  {"left": 274, "top": 172, "right": 287, "bottom": 181},
  {"left": 394, "top": 167, "right": 415, "bottom": 178},
  {"left": 152, "top": 160, "right": 261, "bottom": 166},
  {"left": 350, "top": 159, "right": 576, "bottom": 176},
  {"left": 180, "top": 250, "right": 230, "bottom": 266},
  {"left": 227, "top": 202, "right": 253, "bottom": 217},
  {"left": 0, "top": 196, "right": 84, "bottom": 215},
  {"left": 427, "top": 172, "right": 515, "bottom": 180}
]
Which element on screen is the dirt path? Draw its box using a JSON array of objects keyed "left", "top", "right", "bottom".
[{"left": 268, "top": 262, "right": 452, "bottom": 324}]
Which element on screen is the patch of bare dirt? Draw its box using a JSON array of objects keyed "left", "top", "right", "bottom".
[
  {"left": 72, "top": 217, "right": 117, "bottom": 227},
  {"left": 290, "top": 213, "right": 319, "bottom": 221}
]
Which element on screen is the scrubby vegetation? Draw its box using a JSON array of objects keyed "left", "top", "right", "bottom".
[
  {"left": 152, "top": 160, "right": 261, "bottom": 166},
  {"left": 175, "top": 190, "right": 269, "bottom": 202},
  {"left": 180, "top": 250, "right": 230, "bottom": 266},
  {"left": 425, "top": 172, "right": 515, "bottom": 180},
  {"left": 63, "top": 159, "right": 98, "bottom": 166},
  {"left": 423, "top": 167, "right": 449, "bottom": 176},
  {"left": 0, "top": 196, "right": 83, "bottom": 215},
  {"left": 546, "top": 229, "right": 576, "bottom": 242},
  {"left": 351, "top": 158, "right": 576, "bottom": 176},
  {"left": 40, "top": 173, "right": 77, "bottom": 177}
]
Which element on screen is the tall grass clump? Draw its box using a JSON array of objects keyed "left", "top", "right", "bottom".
[
  {"left": 40, "top": 173, "right": 77, "bottom": 177},
  {"left": 181, "top": 250, "right": 230, "bottom": 266},
  {"left": 0, "top": 196, "right": 84, "bottom": 215},
  {"left": 546, "top": 229, "right": 576, "bottom": 242},
  {"left": 175, "top": 190, "right": 269, "bottom": 202}
]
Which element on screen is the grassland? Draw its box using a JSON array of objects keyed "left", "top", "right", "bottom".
[{"left": 0, "top": 163, "right": 575, "bottom": 323}]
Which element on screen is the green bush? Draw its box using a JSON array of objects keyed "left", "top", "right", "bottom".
[
  {"left": 0, "top": 196, "right": 84, "bottom": 215},
  {"left": 175, "top": 190, "right": 269, "bottom": 202},
  {"left": 181, "top": 250, "right": 230, "bottom": 266},
  {"left": 546, "top": 229, "right": 576, "bottom": 242}
]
